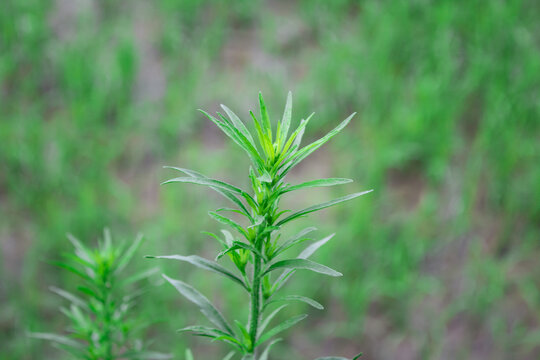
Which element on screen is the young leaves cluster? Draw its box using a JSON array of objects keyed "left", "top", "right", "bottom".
[
  {"left": 153, "top": 92, "right": 371, "bottom": 359},
  {"left": 30, "top": 230, "right": 170, "bottom": 360}
]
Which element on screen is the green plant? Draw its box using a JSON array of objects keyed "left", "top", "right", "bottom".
[
  {"left": 149, "top": 92, "right": 371, "bottom": 359},
  {"left": 30, "top": 229, "right": 170, "bottom": 360}
]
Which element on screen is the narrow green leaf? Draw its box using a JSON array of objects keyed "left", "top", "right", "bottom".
[
  {"left": 262, "top": 258, "right": 342, "bottom": 277},
  {"left": 221, "top": 104, "right": 256, "bottom": 145},
  {"left": 185, "top": 350, "right": 194, "bottom": 360},
  {"left": 120, "top": 267, "right": 159, "bottom": 286},
  {"left": 200, "top": 109, "right": 264, "bottom": 170},
  {"left": 150, "top": 255, "right": 246, "bottom": 290},
  {"left": 282, "top": 178, "right": 353, "bottom": 194},
  {"left": 271, "top": 234, "right": 335, "bottom": 294},
  {"left": 162, "top": 275, "right": 234, "bottom": 335},
  {"left": 234, "top": 320, "right": 251, "bottom": 347},
  {"left": 115, "top": 233, "right": 144, "bottom": 274},
  {"left": 49, "top": 286, "right": 88, "bottom": 310},
  {"left": 272, "top": 227, "right": 317, "bottom": 257},
  {"left": 281, "top": 113, "right": 313, "bottom": 155},
  {"left": 216, "top": 242, "right": 265, "bottom": 262},
  {"left": 289, "top": 112, "right": 355, "bottom": 169},
  {"left": 259, "top": 338, "right": 282, "bottom": 360},
  {"left": 28, "top": 332, "right": 82, "bottom": 348},
  {"left": 222, "top": 352, "right": 235, "bottom": 360},
  {"left": 218, "top": 112, "right": 265, "bottom": 168},
  {"left": 161, "top": 176, "right": 255, "bottom": 207},
  {"left": 178, "top": 325, "right": 230, "bottom": 337},
  {"left": 277, "top": 91, "right": 292, "bottom": 151},
  {"left": 165, "top": 167, "right": 252, "bottom": 220},
  {"left": 259, "top": 92, "right": 272, "bottom": 142},
  {"left": 52, "top": 261, "right": 92, "bottom": 282},
  {"left": 209, "top": 212, "right": 249, "bottom": 239},
  {"left": 257, "top": 170, "right": 272, "bottom": 183},
  {"left": 250, "top": 111, "right": 273, "bottom": 158},
  {"left": 276, "top": 191, "right": 373, "bottom": 226},
  {"left": 255, "top": 314, "right": 307, "bottom": 347},
  {"left": 122, "top": 351, "right": 173, "bottom": 359},
  {"left": 266, "top": 295, "right": 324, "bottom": 310},
  {"left": 66, "top": 233, "right": 94, "bottom": 265},
  {"left": 259, "top": 304, "right": 288, "bottom": 336}
]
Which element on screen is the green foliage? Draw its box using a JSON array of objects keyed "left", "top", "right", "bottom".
[
  {"left": 151, "top": 93, "right": 371, "bottom": 359},
  {"left": 29, "top": 230, "right": 170, "bottom": 360}
]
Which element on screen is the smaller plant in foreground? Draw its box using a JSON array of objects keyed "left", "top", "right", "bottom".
[
  {"left": 30, "top": 229, "right": 171, "bottom": 360},
  {"left": 149, "top": 92, "right": 371, "bottom": 359}
]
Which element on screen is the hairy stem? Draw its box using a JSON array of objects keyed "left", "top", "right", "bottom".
[{"left": 248, "top": 253, "right": 262, "bottom": 356}]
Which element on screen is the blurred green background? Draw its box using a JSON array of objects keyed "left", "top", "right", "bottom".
[{"left": 1, "top": 0, "right": 540, "bottom": 359}]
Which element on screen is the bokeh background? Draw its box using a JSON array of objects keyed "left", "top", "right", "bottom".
[{"left": 1, "top": 0, "right": 540, "bottom": 359}]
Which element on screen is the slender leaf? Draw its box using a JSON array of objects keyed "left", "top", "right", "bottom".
[
  {"left": 149, "top": 255, "right": 246, "bottom": 289},
  {"left": 122, "top": 351, "right": 173, "bottom": 359},
  {"left": 263, "top": 258, "right": 341, "bottom": 277},
  {"left": 200, "top": 109, "right": 264, "bottom": 170},
  {"left": 216, "top": 241, "right": 265, "bottom": 262},
  {"left": 260, "top": 338, "right": 282, "bottom": 360},
  {"left": 271, "top": 234, "right": 335, "bottom": 294},
  {"left": 266, "top": 295, "right": 323, "bottom": 310},
  {"left": 209, "top": 211, "right": 249, "bottom": 238},
  {"left": 161, "top": 176, "right": 255, "bottom": 206},
  {"left": 250, "top": 110, "right": 273, "bottom": 158},
  {"left": 272, "top": 227, "right": 317, "bottom": 257},
  {"left": 276, "top": 191, "right": 373, "bottom": 226},
  {"left": 255, "top": 314, "right": 307, "bottom": 346},
  {"left": 259, "top": 92, "right": 272, "bottom": 142},
  {"left": 277, "top": 91, "right": 293, "bottom": 150},
  {"left": 162, "top": 275, "right": 234, "bottom": 335},
  {"left": 281, "top": 113, "right": 313, "bottom": 155},
  {"left": 165, "top": 167, "right": 252, "bottom": 219},
  {"left": 28, "top": 332, "right": 82, "bottom": 348},
  {"left": 282, "top": 178, "right": 353, "bottom": 194},
  {"left": 289, "top": 113, "right": 356, "bottom": 169},
  {"left": 259, "top": 304, "right": 288, "bottom": 336},
  {"left": 221, "top": 104, "right": 256, "bottom": 146},
  {"left": 49, "top": 287, "right": 88, "bottom": 311},
  {"left": 115, "top": 233, "right": 144, "bottom": 274},
  {"left": 222, "top": 352, "right": 235, "bottom": 360}
]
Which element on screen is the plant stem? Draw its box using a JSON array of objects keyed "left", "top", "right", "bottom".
[{"left": 248, "top": 253, "right": 262, "bottom": 357}]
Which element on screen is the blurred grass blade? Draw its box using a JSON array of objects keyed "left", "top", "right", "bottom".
[
  {"left": 115, "top": 233, "right": 144, "bottom": 274},
  {"left": 276, "top": 191, "right": 373, "bottom": 226},
  {"left": 49, "top": 287, "right": 88, "bottom": 310},
  {"left": 28, "top": 332, "right": 82, "bottom": 348},
  {"left": 263, "top": 259, "right": 342, "bottom": 277},
  {"left": 150, "top": 255, "right": 247, "bottom": 289},
  {"left": 255, "top": 314, "right": 307, "bottom": 347},
  {"left": 162, "top": 275, "right": 234, "bottom": 335}
]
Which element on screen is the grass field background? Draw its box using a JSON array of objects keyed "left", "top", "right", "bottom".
[{"left": 1, "top": 1, "right": 540, "bottom": 359}]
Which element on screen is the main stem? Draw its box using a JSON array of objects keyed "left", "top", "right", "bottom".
[{"left": 248, "top": 251, "right": 262, "bottom": 357}]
